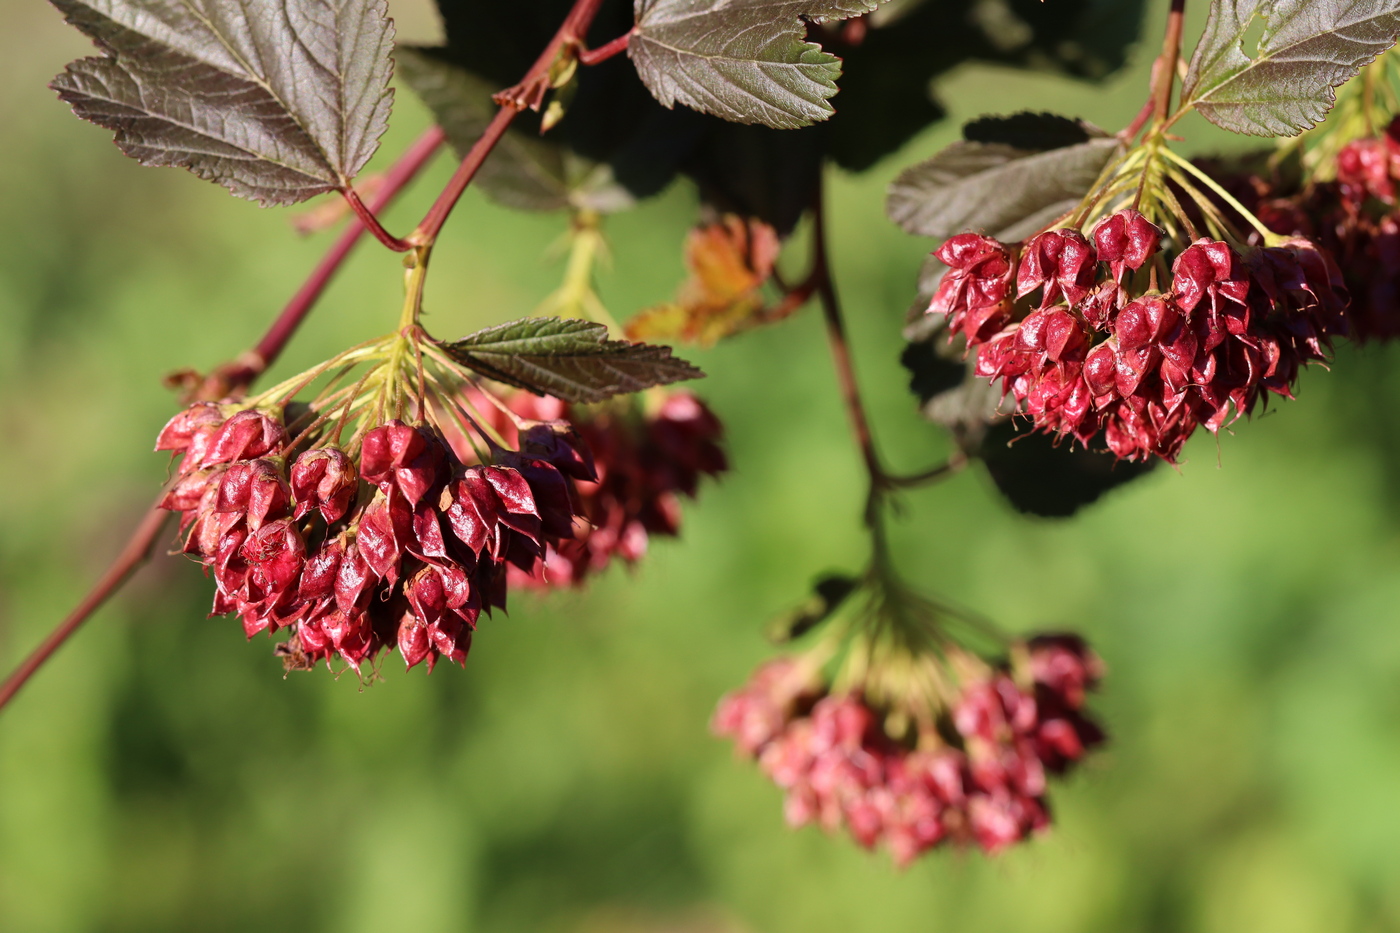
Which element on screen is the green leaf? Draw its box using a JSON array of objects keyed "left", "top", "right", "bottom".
[
  {"left": 628, "top": 0, "right": 888, "bottom": 129},
  {"left": 885, "top": 136, "right": 1120, "bottom": 241},
  {"left": 50, "top": 0, "right": 394, "bottom": 206},
  {"left": 395, "top": 46, "right": 635, "bottom": 213},
  {"left": 443, "top": 317, "right": 704, "bottom": 403},
  {"left": 1182, "top": 0, "right": 1400, "bottom": 136}
]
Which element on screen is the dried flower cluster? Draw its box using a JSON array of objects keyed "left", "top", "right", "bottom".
[
  {"left": 714, "top": 635, "right": 1104, "bottom": 865},
  {"left": 466, "top": 389, "right": 727, "bottom": 587},
  {"left": 929, "top": 209, "right": 1348, "bottom": 461},
  {"left": 155, "top": 402, "right": 592, "bottom": 672},
  {"left": 1198, "top": 120, "right": 1400, "bottom": 341}
]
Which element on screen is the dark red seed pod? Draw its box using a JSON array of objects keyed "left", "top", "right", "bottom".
[
  {"left": 290, "top": 447, "right": 359, "bottom": 523},
  {"left": 361, "top": 421, "right": 444, "bottom": 506},
  {"left": 1091, "top": 209, "right": 1162, "bottom": 281},
  {"left": 1016, "top": 229, "right": 1097, "bottom": 309},
  {"left": 204, "top": 409, "right": 287, "bottom": 466},
  {"left": 240, "top": 518, "right": 306, "bottom": 604},
  {"left": 215, "top": 459, "right": 291, "bottom": 531},
  {"left": 155, "top": 403, "right": 228, "bottom": 471}
]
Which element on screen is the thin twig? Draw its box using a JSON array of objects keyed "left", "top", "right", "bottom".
[
  {"left": 1151, "top": 0, "right": 1186, "bottom": 126},
  {"left": 342, "top": 186, "right": 414, "bottom": 252},
  {"left": 0, "top": 128, "right": 448, "bottom": 714},
  {"left": 811, "top": 183, "right": 883, "bottom": 494},
  {"left": 0, "top": 505, "right": 171, "bottom": 712},
  {"left": 407, "top": 0, "right": 610, "bottom": 247},
  {"left": 578, "top": 30, "right": 633, "bottom": 65}
]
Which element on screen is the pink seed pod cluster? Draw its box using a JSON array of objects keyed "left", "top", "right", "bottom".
[
  {"left": 929, "top": 210, "right": 1349, "bottom": 462},
  {"left": 1335, "top": 123, "right": 1400, "bottom": 207},
  {"left": 712, "top": 636, "right": 1105, "bottom": 866},
  {"left": 1198, "top": 119, "right": 1400, "bottom": 342},
  {"left": 155, "top": 403, "right": 593, "bottom": 672},
  {"left": 461, "top": 389, "right": 728, "bottom": 587}
]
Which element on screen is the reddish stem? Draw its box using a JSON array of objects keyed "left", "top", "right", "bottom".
[
  {"left": 811, "top": 182, "right": 885, "bottom": 494},
  {"left": 1120, "top": 96, "right": 1156, "bottom": 143},
  {"left": 0, "top": 505, "right": 171, "bottom": 713},
  {"left": 408, "top": 0, "right": 609, "bottom": 246},
  {"left": 342, "top": 186, "right": 413, "bottom": 252},
  {"left": 408, "top": 108, "right": 520, "bottom": 248},
  {"left": 0, "top": 0, "right": 617, "bottom": 716},
  {"left": 0, "top": 128, "right": 448, "bottom": 714},
  {"left": 244, "top": 126, "right": 446, "bottom": 383},
  {"left": 1151, "top": 0, "right": 1186, "bottom": 125},
  {"left": 579, "top": 30, "right": 633, "bottom": 66}
]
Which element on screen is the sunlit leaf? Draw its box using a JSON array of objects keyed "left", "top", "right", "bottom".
[
  {"left": 51, "top": 0, "right": 395, "bottom": 206},
  {"left": 1183, "top": 0, "right": 1400, "bottom": 136},
  {"left": 628, "top": 0, "right": 889, "bottom": 129},
  {"left": 444, "top": 317, "right": 704, "bottom": 403}
]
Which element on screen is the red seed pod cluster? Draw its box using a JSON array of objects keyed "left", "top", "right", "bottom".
[
  {"left": 462, "top": 389, "right": 727, "bottom": 587},
  {"left": 712, "top": 636, "right": 1105, "bottom": 866},
  {"left": 929, "top": 210, "right": 1348, "bottom": 461},
  {"left": 155, "top": 403, "right": 592, "bottom": 672},
  {"left": 1336, "top": 127, "right": 1400, "bottom": 207},
  {"left": 1197, "top": 121, "right": 1400, "bottom": 341}
]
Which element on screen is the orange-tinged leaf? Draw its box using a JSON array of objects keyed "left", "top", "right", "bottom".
[{"left": 627, "top": 215, "right": 782, "bottom": 346}]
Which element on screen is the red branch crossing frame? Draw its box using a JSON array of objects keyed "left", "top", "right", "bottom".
[{"left": 0, "top": 0, "right": 622, "bottom": 714}]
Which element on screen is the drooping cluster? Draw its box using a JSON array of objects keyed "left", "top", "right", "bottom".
[
  {"left": 1198, "top": 121, "right": 1400, "bottom": 341},
  {"left": 461, "top": 388, "right": 728, "bottom": 587},
  {"left": 713, "top": 636, "right": 1104, "bottom": 865},
  {"left": 155, "top": 402, "right": 592, "bottom": 672},
  {"left": 929, "top": 209, "right": 1348, "bottom": 461}
]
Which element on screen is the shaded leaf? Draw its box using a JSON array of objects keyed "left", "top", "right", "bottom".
[
  {"left": 424, "top": 0, "right": 704, "bottom": 205},
  {"left": 683, "top": 123, "right": 824, "bottom": 235},
  {"left": 963, "top": 111, "right": 1095, "bottom": 150},
  {"left": 628, "top": 0, "right": 887, "bottom": 129},
  {"left": 51, "top": 0, "right": 394, "bottom": 206},
  {"left": 1183, "top": 0, "right": 1400, "bottom": 136},
  {"left": 396, "top": 46, "right": 634, "bottom": 213},
  {"left": 444, "top": 317, "right": 704, "bottom": 403},
  {"left": 886, "top": 135, "right": 1120, "bottom": 241},
  {"left": 422, "top": 0, "right": 1147, "bottom": 206},
  {"left": 766, "top": 574, "right": 860, "bottom": 643},
  {"left": 626, "top": 215, "right": 781, "bottom": 345},
  {"left": 825, "top": 0, "right": 1145, "bottom": 170},
  {"left": 902, "top": 314, "right": 1007, "bottom": 447},
  {"left": 900, "top": 336, "right": 967, "bottom": 405},
  {"left": 979, "top": 421, "right": 1156, "bottom": 517}
]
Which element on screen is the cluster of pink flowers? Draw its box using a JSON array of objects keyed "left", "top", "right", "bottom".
[
  {"left": 930, "top": 209, "right": 1348, "bottom": 461},
  {"left": 712, "top": 636, "right": 1104, "bottom": 865},
  {"left": 465, "top": 389, "right": 727, "bottom": 587},
  {"left": 155, "top": 404, "right": 591, "bottom": 672}
]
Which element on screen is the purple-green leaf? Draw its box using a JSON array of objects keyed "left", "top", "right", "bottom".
[
  {"left": 628, "top": 0, "right": 889, "bottom": 129},
  {"left": 443, "top": 317, "right": 704, "bottom": 404},
  {"left": 1183, "top": 0, "right": 1400, "bottom": 136},
  {"left": 395, "top": 46, "right": 634, "bottom": 214},
  {"left": 50, "top": 0, "right": 395, "bottom": 206},
  {"left": 886, "top": 136, "right": 1121, "bottom": 241}
]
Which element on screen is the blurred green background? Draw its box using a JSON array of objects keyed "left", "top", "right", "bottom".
[{"left": 6, "top": 1, "right": 1400, "bottom": 931}]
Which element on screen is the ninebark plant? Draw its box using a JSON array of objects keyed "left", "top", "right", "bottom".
[{"left": 7, "top": 0, "right": 1400, "bottom": 867}]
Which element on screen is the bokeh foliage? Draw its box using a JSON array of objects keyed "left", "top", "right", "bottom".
[{"left": 4, "top": 0, "right": 1400, "bottom": 931}]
